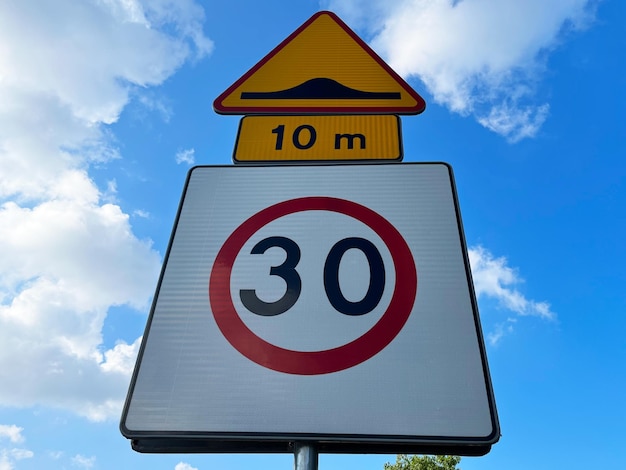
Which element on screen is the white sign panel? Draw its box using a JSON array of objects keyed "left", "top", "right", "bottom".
[{"left": 120, "top": 163, "right": 499, "bottom": 454}]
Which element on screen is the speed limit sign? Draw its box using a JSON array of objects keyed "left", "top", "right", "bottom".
[
  {"left": 210, "top": 195, "right": 417, "bottom": 375},
  {"left": 121, "top": 163, "right": 499, "bottom": 455}
]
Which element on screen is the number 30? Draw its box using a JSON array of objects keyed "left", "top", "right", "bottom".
[{"left": 240, "top": 236, "right": 385, "bottom": 317}]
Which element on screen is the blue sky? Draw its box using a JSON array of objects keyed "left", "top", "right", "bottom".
[{"left": 0, "top": 0, "right": 624, "bottom": 469}]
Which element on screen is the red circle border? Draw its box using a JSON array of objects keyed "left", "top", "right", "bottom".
[{"left": 209, "top": 197, "right": 417, "bottom": 375}]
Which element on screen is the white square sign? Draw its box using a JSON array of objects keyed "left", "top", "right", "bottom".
[{"left": 120, "top": 163, "right": 499, "bottom": 454}]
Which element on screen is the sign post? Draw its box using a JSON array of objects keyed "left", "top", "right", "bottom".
[{"left": 294, "top": 443, "right": 318, "bottom": 470}]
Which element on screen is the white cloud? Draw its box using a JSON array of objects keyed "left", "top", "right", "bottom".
[
  {"left": 0, "top": 0, "right": 212, "bottom": 420},
  {"left": 469, "top": 246, "right": 554, "bottom": 319},
  {"left": 5, "top": 449, "right": 33, "bottom": 461},
  {"left": 484, "top": 318, "right": 517, "bottom": 346},
  {"left": 0, "top": 426, "right": 24, "bottom": 444},
  {"left": 103, "top": 179, "right": 119, "bottom": 204},
  {"left": 175, "top": 462, "right": 199, "bottom": 470},
  {"left": 133, "top": 209, "right": 151, "bottom": 219},
  {"left": 100, "top": 337, "right": 142, "bottom": 375},
  {"left": 72, "top": 454, "right": 96, "bottom": 469},
  {"left": 48, "top": 450, "right": 64, "bottom": 460},
  {"left": 0, "top": 448, "right": 34, "bottom": 470},
  {"left": 0, "top": 427, "right": 32, "bottom": 470},
  {"left": 0, "top": 197, "right": 158, "bottom": 419},
  {"left": 478, "top": 103, "right": 550, "bottom": 143},
  {"left": 324, "top": 0, "right": 596, "bottom": 141},
  {"left": 137, "top": 93, "right": 174, "bottom": 123},
  {"left": 175, "top": 148, "right": 196, "bottom": 165},
  {"left": 468, "top": 246, "right": 554, "bottom": 344}
]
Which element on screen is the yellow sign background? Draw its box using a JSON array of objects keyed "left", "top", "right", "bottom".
[
  {"left": 215, "top": 12, "right": 425, "bottom": 114},
  {"left": 234, "top": 115, "right": 402, "bottom": 162}
]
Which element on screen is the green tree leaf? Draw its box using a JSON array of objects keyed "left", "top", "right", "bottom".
[{"left": 384, "top": 455, "right": 462, "bottom": 470}]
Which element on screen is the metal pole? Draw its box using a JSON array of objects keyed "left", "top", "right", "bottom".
[{"left": 293, "top": 442, "right": 318, "bottom": 470}]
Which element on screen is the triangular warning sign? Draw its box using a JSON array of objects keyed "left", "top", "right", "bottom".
[{"left": 213, "top": 11, "right": 426, "bottom": 115}]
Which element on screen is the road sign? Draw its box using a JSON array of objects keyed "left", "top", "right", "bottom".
[
  {"left": 233, "top": 115, "right": 402, "bottom": 162},
  {"left": 210, "top": 196, "right": 416, "bottom": 374},
  {"left": 213, "top": 11, "right": 425, "bottom": 115},
  {"left": 120, "top": 163, "right": 499, "bottom": 455}
]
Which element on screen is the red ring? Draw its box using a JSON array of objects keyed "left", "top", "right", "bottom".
[{"left": 209, "top": 197, "right": 417, "bottom": 375}]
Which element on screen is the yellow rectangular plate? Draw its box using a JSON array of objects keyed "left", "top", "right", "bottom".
[{"left": 233, "top": 115, "right": 402, "bottom": 163}]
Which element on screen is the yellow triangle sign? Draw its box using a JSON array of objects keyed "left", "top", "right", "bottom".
[{"left": 214, "top": 11, "right": 426, "bottom": 115}]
